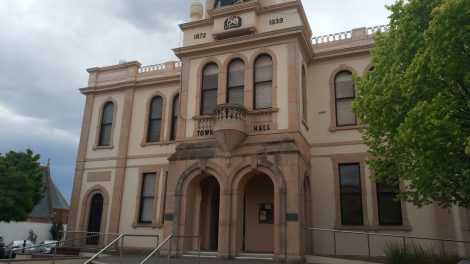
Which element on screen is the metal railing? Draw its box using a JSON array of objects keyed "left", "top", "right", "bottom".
[
  {"left": 84, "top": 234, "right": 123, "bottom": 264},
  {"left": 139, "top": 235, "right": 201, "bottom": 264},
  {"left": 306, "top": 227, "right": 470, "bottom": 261},
  {"left": 84, "top": 234, "right": 160, "bottom": 264},
  {"left": 59, "top": 230, "right": 120, "bottom": 251},
  {"left": 7, "top": 233, "right": 101, "bottom": 264}
]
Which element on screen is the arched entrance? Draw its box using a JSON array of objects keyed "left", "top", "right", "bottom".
[
  {"left": 242, "top": 174, "right": 274, "bottom": 253},
  {"left": 87, "top": 193, "right": 103, "bottom": 245},
  {"left": 200, "top": 177, "right": 220, "bottom": 250},
  {"left": 184, "top": 175, "right": 220, "bottom": 251}
]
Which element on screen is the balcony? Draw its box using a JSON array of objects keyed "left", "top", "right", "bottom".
[{"left": 213, "top": 104, "right": 247, "bottom": 153}]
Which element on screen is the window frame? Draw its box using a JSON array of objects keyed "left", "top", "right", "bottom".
[
  {"left": 338, "top": 163, "right": 364, "bottom": 226},
  {"left": 147, "top": 96, "right": 164, "bottom": 143},
  {"left": 133, "top": 166, "right": 167, "bottom": 228},
  {"left": 334, "top": 70, "right": 356, "bottom": 127},
  {"left": 169, "top": 94, "right": 179, "bottom": 141},
  {"left": 371, "top": 178, "right": 410, "bottom": 230},
  {"left": 226, "top": 59, "right": 245, "bottom": 106},
  {"left": 376, "top": 182, "right": 403, "bottom": 225},
  {"left": 94, "top": 99, "right": 117, "bottom": 150},
  {"left": 253, "top": 54, "right": 273, "bottom": 110},
  {"left": 200, "top": 63, "right": 219, "bottom": 115},
  {"left": 332, "top": 155, "right": 370, "bottom": 229},
  {"left": 138, "top": 173, "right": 157, "bottom": 224},
  {"left": 328, "top": 66, "right": 363, "bottom": 131}
]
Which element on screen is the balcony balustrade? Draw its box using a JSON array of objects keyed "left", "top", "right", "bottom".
[{"left": 213, "top": 104, "right": 247, "bottom": 153}]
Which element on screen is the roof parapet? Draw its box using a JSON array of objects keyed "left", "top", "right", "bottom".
[
  {"left": 312, "top": 25, "right": 389, "bottom": 46},
  {"left": 138, "top": 61, "right": 182, "bottom": 74}
]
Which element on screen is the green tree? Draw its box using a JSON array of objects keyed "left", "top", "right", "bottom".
[
  {"left": 0, "top": 149, "right": 44, "bottom": 221},
  {"left": 353, "top": 0, "right": 470, "bottom": 208}
]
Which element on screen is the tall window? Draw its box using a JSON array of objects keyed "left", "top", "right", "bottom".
[
  {"left": 302, "top": 65, "right": 307, "bottom": 122},
  {"left": 334, "top": 71, "right": 356, "bottom": 126},
  {"left": 227, "top": 59, "right": 244, "bottom": 105},
  {"left": 147, "top": 96, "right": 163, "bottom": 142},
  {"left": 339, "top": 163, "right": 363, "bottom": 225},
  {"left": 170, "top": 94, "right": 179, "bottom": 141},
  {"left": 201, "top": 63, "right": 218, "bottom": 115},
  {"left": 377, "top": 182, "right": 403, "bottom": 225},
  {"left": 139, "top": 173, "right": 156, "bottom": 223},
  {"left": 254, "top": 55, "right": 273, "bottom": 109},
  {"left": 98, "top": 102, "right": 114, "bottom": 146}
]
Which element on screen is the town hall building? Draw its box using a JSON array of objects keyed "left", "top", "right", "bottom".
[{"left": 67, "top": 0, "right": 470, "bottom": 262}]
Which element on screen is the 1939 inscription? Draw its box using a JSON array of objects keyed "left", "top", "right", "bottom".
[{"left": 269, "top": 18, "right": 284, "bottom": 25}]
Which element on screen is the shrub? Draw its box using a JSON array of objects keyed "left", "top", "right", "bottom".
[{"left": 384, "top": 242, "right": 463, "bottom": 264}]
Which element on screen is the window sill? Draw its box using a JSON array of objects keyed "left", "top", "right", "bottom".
[
  {"left": 334, "top": 225, "right": 373, "bottom": 231},
  {"left": 132, "top": 223, "right": 163, "bottom": 229},
  {"left": 141, "top": 141, "right": 177, "bottom": 147},
  {"left": 329, "top": 124, "right": 366, "bottom": 132},
  {"left": 192, "top": 114, "right": 215, "bottom": 120},
  {"left": 370, "top": 225, "right": 412, "bottom": 231},
  {"left": 93, "top": 144, "right": 114, "bottom": 151},
  {"left": 248, "top": 107, "right": 279, "bottom": 114}
]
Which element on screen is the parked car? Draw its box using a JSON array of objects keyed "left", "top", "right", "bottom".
[
  {"left": 6, "top": 240, "right": 35, "bottom": 258},
  {"left": 34, "top": 240, "right": 58, "bottom": 254}
]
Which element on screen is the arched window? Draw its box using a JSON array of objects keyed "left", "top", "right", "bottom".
[
  {"left": 334, "top": 71, "right": 356, "bottom": 126},
  {"left": 227, "top": 59, "right": 244, "bottom": 105},
  {"left": 147, "top": 96, "right": 163, "bottom": 142},
  {"left": 254, "top": 55, "right": 273, "bottom": 109},
  {"left": 302, "top": 65, "right": 307, "bottom": 122},
  {"left": 98, "top": 102, "right": 114, "bottom": 146},
  {"left": 170, "top": 94, "right": 179, "bottom": 141},
  {"left": 201, "top": 63, "right": 218, "bottom": 115}
]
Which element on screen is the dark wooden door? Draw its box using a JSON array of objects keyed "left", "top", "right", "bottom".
[{"left": 87, "top": 193, "right": 103, "bottom": 245}]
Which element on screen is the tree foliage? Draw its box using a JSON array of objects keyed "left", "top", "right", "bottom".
[
  {"left": 354, "top": 0, "right": 470, "bottom": 208},
  {"left": 0, "top": 149, "right": 44, "bottom": 221}
]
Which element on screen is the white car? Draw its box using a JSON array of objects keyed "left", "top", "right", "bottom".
[
  {"left": 36, "top": 240, "right": 58, "bottom": 254},
  {"left": 6, "top": 240, "right": 35, "bottom": 257}
]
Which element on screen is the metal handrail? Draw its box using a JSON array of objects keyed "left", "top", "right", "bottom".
[
  {"left": 306, "top": 227, "right": 470, "bottom": 243},
  {"left": 139, "top": 235, "right": 172, "bottom": 264},
  {"left": 82, "top": 233, "right": 159, "bottom": 264},
  {"left": 7, "top": 233, "right": 102, "bottom": 264},
  {"left": 139, "top": 235, "right": 200, "bottom": 264},
  {"left": 305, "top": 227, "right": 470, "bottom": 260},
  {"left": 84, "top": 234, "right": 124, "bottom": 264}
]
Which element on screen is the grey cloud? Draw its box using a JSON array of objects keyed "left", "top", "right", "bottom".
[{"left": 116, "top": 0, "right": 189, "bottom": 31}]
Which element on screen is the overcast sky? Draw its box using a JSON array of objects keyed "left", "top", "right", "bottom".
[{"left": 0, "top": 0, "right": 394, "bottom": 203}]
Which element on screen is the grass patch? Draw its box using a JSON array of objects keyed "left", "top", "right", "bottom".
[{"left": 384, "top": 242, "right": 464, "bottom": 264}]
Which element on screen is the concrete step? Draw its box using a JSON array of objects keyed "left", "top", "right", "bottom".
[
  {"left": 235, "top": 252, "right": 274, "bottom": 261},
  {"left": 182, "top": 250, "right": 217, "bottom": 258}
]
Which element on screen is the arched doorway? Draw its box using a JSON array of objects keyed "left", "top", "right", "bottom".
[
  {"left": 87, "top": 193, "right": 103, "bottom": 245},
  {"left": 184, "top": 175, "right": 221, "bottom": 252},
  {"left": 243, "top": 174, "right": 274, "bottom": 253},
  {"left": 200, "top": 177, "right": 220, "bottom": 250}
]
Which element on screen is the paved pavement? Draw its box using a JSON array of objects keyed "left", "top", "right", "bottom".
[{"left": 93, "top": 254, "right": 277, "bottom": 264}]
